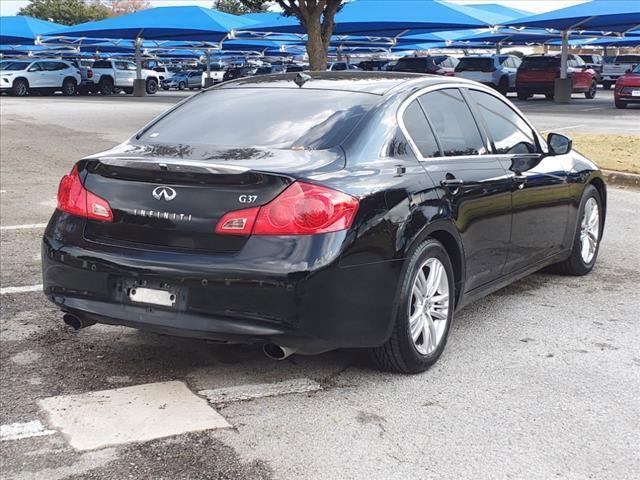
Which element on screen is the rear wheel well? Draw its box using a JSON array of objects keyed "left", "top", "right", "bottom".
[
  {"left": 428, "top": 230, "right": 463, "bottom": 306},
  {"left": 99, "top": 75, "right": 114, "bottom": 84},
  {"left": 63, "top": 76, "right": 77, "bottom": 84}
]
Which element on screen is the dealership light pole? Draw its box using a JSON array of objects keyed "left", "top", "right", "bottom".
[{"left": 133, "top": 35, "right": 146, "bottom": 97}]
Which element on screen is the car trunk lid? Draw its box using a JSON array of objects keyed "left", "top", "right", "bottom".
[{"left": 81, "top": 143, "right": 345, "bottom": 253}]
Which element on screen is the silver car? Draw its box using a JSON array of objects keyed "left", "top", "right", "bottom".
[
  {"left": 161, "top": 71, "right": 202, "bottom": 90},
  {"left": 454, "top": 55, "right": 521, "bottom": 95}
]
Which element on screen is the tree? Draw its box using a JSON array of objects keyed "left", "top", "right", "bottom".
[
  {"left": 18, "top": 0, "right": 112, "bottom": 26},
  {"left": 213, "top": 0, "right": 270, "bottom": 15},
  {"left": 107, "top": 0, "right": 151, "bottom": 16},
  {"left": 274, "top": 1, "right": 345, "bottom": 71}
]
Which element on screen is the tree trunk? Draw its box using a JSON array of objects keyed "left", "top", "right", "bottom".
[{"left": 306, "top": 15, "right": 327, "bottom": 71}]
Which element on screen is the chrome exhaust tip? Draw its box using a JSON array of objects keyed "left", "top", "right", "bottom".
[
  {"left": 263, "top": 343, "right": 297, "bottom": 360},
  {"left": 63, "top": 313, "right": 95, "bottom": 330}
]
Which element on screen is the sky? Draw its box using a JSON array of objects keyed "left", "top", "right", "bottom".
[{"left": 0, "top": 0, "right": 588, "bottom": 17}]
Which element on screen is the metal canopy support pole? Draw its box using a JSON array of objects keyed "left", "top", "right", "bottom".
[
  {"left": 133, "top": 36, "right": 146, "bottom": 97},
  {"left": 204, "top": 49, "right": 214, "bottom": 88},
  {"left": 554, "top": 29, "right": 572, "bottom": 103},
  {"left": 496, "top": 42, "right": 501, "bottom": 55}
]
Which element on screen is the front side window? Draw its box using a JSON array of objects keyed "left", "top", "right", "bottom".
[
  {"left": 139, "top": 87, "right": 377, "bottom": 150},
  {"left": 401, "top": 100, "right": 440, "bottom": 158},
  {"left": 419, "top": 89, "right": 486, "bottom": 157},
  {"left": 468, "top": 90, "right": 537, "bottom": 155}
]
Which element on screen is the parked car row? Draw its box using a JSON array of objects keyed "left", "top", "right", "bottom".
[{"left": 0, "top": 58, "right": 160, "bottom": 96}]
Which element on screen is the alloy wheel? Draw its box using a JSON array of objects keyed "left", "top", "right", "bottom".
[
  {"left": 580, "top": 197, "right": 600, "bottom": 263},
  {"left": 408, "top": 258, "right": 450, "bottom": 355}
]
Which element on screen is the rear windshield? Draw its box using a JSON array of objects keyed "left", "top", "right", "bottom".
[
  {"left": 520, "top": 57, "right": 559, "bottom": 70},
  {"left": 1, "top": 61, "right": 29, "bottom": 71},
  {"left": 92, "top": 60, "right": 112, "bottom": 69},
  {"left": 456, "top": 57, "right": 493, "bottom": 72},
  {"left": 139, "top": 88, "right": 377, "bottom": 150},
  {"left": 393, "top": 58, "right": 433, "bottom": 72},
  {"left": 614, "top": 55, "right": 640, "bottom": 64}
]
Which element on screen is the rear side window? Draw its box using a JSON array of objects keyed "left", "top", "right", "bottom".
[
  {"left": 139, "top": 88, "right": 377, "bottom": 150},
  {"left": 419, "top": 89, "right": 486, "bottom": 157},
  {"left": 468, "top": 90, "right": 537, "bottom": 155},
  {"left": 402, "top": 100, "right": 440, "bottom": 158}
]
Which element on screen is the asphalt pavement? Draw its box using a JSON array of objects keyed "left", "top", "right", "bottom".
[{"left": 0, "top": 88, "right": 639, "bottom": 480}]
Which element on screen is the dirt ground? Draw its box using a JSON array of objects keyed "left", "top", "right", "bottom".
[{"left": 570, "top": 133, "right": 640, "bottom": 174}]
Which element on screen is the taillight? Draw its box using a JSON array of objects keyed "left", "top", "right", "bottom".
[
  {"left": 57, "top": 165, "right": 113, "bottom": 222},
  {"left": 216, "top": 182, "right": 359, "bottom": 236}
]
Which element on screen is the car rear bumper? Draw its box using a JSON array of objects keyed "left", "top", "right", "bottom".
[
  {"left": 42, "top": 212, "right": 402, "bottom": 352},
  {"left": 516, "top": 82, "right": 554, "bottom": 93}
]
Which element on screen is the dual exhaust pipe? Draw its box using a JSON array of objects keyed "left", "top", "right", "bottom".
[{"left": 62, "top": 314, "right": 296, "bottom": 360}]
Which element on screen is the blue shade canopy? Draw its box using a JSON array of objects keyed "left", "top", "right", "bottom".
[
  {"left": 507, "top": 0, "right": 640, "bottom": 33},
  {"left": 245, "top": 1, "right": 487, "bottom": 36},
  {"left": 46, "top": 6, "right": 256, "bottom": 41},
  {"left": 464, "top": 4, "right": 532, "bottom": 21},
  {"left": 0, "top": 16, "right": 65, "bottom": 44}
]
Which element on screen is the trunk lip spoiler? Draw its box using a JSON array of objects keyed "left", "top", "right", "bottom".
[{"left": 94, "top": 156, "right": 251, "bottom": 174}]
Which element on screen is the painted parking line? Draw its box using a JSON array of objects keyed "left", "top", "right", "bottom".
[
  {"left": 0, "top": 420, "right": 55, "bottom": 441},
  {"left": 39, "top": 381, "right": 230, "bottom": 451},
  {"left": 199, "top": 378, "right": 322, "bottom": 404},
  {"left": 582, "top": 107, "right": 603, "bottom": 111},
  {"left": 0, "top": 223, "right": 48, "bottom": 231},
  {"left": 0, "top": 284, "right": 43, "bottom": 295}
]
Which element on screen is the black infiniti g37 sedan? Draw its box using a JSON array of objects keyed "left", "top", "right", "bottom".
[{"left": 42, "top": 72, "right": 606, "bottom": 373}]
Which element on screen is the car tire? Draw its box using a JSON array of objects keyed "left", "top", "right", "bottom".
[
  {"left": 516, "top": 89, "right": 530, "bottom": 100},
  {"left": 62, "top": 78, "right": 77, "bottom": 96},
  {"left": 552, "top": 185, "right": 603, "bottom": 276},
  {"left": 545, "top": 93, "right": 555, "bottom": 100},
  {"left": 614, "top": 100, "right": 627, "bottom": 109},
  {"left": 371, "top": 239, "right": 455, "bottom": 374},
  {"left": 12, "top": 78, "right": 29, "bottom": 97},
  {"left": 123, "top": 88, "right": 134, "bottom": 94},
  {"left": 146, "top": 78, "right": 158, "bottom": 94},
  {"left": 585, "top": 80, "right": 597, "bottom": 99},
  {"left": 99, "top": 78, "right": 114, "bottom": 95},
  {"left": 178, "top": 81, "right": 186, "bottom": 90},
  {"left": 602, "top": 81, "right": 612, "bottom": 90},
  {"left": 497, "top": 76, "right": 509, "bottom": 96}
]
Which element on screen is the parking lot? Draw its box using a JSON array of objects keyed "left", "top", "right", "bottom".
[{"left": 1, "top": 89, "right": 639, "bottom": 479}]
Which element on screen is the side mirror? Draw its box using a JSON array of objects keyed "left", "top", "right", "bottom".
[
  {"left": 28, "top": 67, "right": 38, "bottom": 72},
  {"left": 547, "top": 133, "right": 572, "bottom": 156}
]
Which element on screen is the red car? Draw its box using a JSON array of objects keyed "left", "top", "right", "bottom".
[
  {"left": 614, "top": 63, "right": 640, "bottom": 109},
  {"left": 516, "top": 54, "right": 597, "bottom": 101}
]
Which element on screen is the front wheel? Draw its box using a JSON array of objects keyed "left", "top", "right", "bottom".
[
  {"left": 545, "top": 93, "right": 555, "bottom": 100},
  {"left": 585, "top": 81, "right": 597, "bottom": 99},
  {"left": 178, "top": 81, "right": 186, "bottom": 90},
  {"left": 62, "top": 78, "right": 77, "bottom": 96},
  {"left": 516, "top": 89, "right": 530, "bottom": 100},
  {"left": 552, "top": 185, "right": 603, "bottom": 276},
  {"left": 602, "top": 81, "right": 612, "bottom": 90},
  {"left": 12, "top": 79, "right": 29, "bottom": 97},
  {"left": 146, "top": 78, "right": 158, "bottom": 94},
  {"left": 371, "top": 239, "right": 454, "bottom": 373}
]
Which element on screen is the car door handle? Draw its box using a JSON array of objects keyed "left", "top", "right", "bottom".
[{"left": 440, "top": 178, "right": 464, "bottom": 192}]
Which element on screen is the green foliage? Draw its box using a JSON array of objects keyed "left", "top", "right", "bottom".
[
  {"left": 18, "top": 0, "right": 112, "bottom": 26},
  {"left": 212, "top": 0, "right": 270, "bottom": 15}
]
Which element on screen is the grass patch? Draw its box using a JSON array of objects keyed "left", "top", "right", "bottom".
[{"left": 567, "top": 133, "right": 640, "bottom": 174}]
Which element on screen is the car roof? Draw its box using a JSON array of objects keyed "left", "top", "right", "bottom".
[{"left": 217, "top": 71, "right": 460, "bottom": 95}]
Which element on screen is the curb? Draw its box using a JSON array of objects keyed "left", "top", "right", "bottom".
[{"left": 602, "top": 170, "right": 640, "bottom": 189}]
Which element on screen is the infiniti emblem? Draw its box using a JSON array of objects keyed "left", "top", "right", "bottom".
[{"left": 152, "top": 186, "right": 177, "bottom": 201}]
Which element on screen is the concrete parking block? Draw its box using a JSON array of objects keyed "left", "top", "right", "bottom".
[{"left": 38, "top": 381, "right": 230, "bottom": 450}]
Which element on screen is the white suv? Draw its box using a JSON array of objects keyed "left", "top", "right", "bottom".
[
  {"left": 454, "top": 55, "right": 521, "bottom": 95},
  {"left": 0, "top": 59, "right": 81, "bottom": 96}
]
